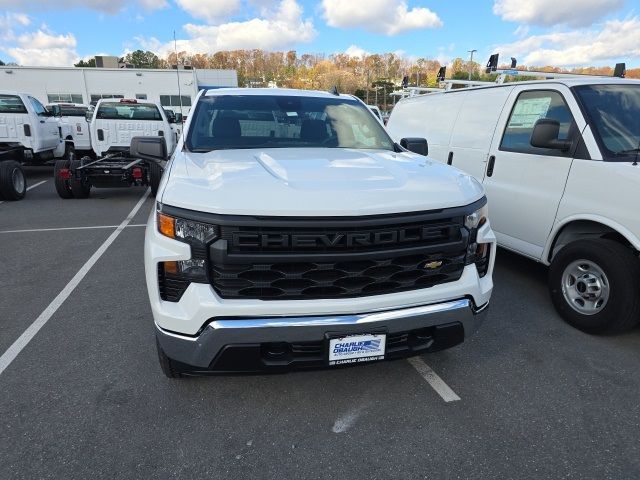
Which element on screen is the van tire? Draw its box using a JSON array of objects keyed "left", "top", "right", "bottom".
[
  {"left": 156, "top": 338, "right": 186, "bottom": 379},
  {"left": 54, "top": 158, "right": 74, "bottom": 199},
  {"left": 549, "top": 239, "right": 640, "bottom": 333},
  {"left": 69, "top": 157, "right": 91, "bottom": 199},
  {"left": 149, "top": 161, "right": 163, "bottom": 197},
  {"left": 0, "top": 160, "right": 27, "bottom": 201}
]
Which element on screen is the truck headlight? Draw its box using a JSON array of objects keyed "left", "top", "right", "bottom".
[
  {"left": 156, "top": 211, "right": 218, "bottom": 299},
  {"left": 464, "top": 203, "right": 490, "bottom": 277}
]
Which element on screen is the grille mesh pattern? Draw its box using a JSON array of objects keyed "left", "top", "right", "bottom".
[{"left": 211, "top": 252, "right": 466, "bottom": 299}]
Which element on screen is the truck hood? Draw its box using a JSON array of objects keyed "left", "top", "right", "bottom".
[{"left": 160, "top": 148, "right": 484, "bottom": 216}]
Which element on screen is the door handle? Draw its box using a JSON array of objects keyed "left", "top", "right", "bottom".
[
  {"left": 487, "top": 155, "right": 496, "bottom": 177},
  {"left": 447, "top": 151, "right": 453, "bottom": 165},
  {"left": 40, "top": 120, "right": 45, "bottom": 123}
]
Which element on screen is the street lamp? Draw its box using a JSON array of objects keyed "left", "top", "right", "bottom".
[{"left": 468, "top": 49, "right": 477, "bottom": 80}]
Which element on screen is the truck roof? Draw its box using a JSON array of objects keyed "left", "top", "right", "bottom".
[{"left": 203, "top": 87, "right": 355, "bottom": 100}]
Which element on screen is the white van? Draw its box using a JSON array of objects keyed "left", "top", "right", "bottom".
[{"left": 387, "top": 78, "right": 640, "bottom": 333}]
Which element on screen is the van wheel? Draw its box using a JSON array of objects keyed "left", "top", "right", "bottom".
[
  {"left": 549, "top": 239, "right": 640, "bottom": 333},
  {"left": 148, "top": 161, "right": 163, "bottom": 197},
  {"left": 54, "top": 158, "right": 74, "bottom": 199},
  {"left": 0, "top": 160, "right": 27, "bottom": 201},
  {"left": 156, "top": 338, "right": 186, "bottom": 379},
  {"left": 69, "top": 157, "right": 91, "bottom": 198}
]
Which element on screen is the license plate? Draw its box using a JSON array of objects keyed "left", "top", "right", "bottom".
[{"left": 328, "top": 333, "right": 386, "bottom": 366}]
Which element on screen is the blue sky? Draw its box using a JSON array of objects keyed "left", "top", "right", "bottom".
[{"left": 1, "top": 0, "right": 639, "bottom": 68}]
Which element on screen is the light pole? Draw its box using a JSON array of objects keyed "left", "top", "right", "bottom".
[{"left": 468, "top": 49, "right": 477, "bottom": 80}]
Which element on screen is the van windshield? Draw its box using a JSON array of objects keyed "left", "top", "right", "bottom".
[
  {"left": 573, "top": 84, "right": 640, "bottom": 161},
  {"left": 96, "top": 102, "right": 162, "bottom": 121},
  {"left": 0, "top": 95, "right": 28, "bottom": 114},
  {"left": 186, "top": 94, "right": 394, "bottom": 152}
]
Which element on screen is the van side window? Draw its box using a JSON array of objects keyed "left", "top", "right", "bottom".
[{"left": 500, "top": 90, "right": 575, "bottom": 156}]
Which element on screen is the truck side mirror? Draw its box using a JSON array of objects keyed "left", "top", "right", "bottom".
[
  {"left": 130, "top": 136, "right": 168, "bottom": 163},
  {"left": 175, "top": 113, "right": 183, "bottom": 123},
  {"left": 530, "top": 118, "right": 572, "bottom": 151},
  {"left": 85, "top": 111, "right": 93, "bottom": 122},
  {"left": 400, "top": 137, "right": 428, "bottom": 156}
]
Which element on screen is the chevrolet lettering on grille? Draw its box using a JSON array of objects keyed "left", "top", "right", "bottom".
[{"left": 232, "top": 226, "right": 452, "bottom": 249}]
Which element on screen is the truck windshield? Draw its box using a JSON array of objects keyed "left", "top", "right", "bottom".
[
  {"left": 96, "top": 102, "right": 162, "bottom": 121},
  {"left": 0, "top": 95, "right": 28, "bottom": 114},
  {"left": 186, "top": 94, "right": 394, "bottom": 152},
  {"left": 573, "top": 84, "right": 640, "bottom": 161}
]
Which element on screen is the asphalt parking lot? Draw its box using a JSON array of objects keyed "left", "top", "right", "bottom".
[{"left": 1, "top": 167, "right": 639, "bottom": 480}]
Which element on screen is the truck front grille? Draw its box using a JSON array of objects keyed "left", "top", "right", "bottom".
[{"left": 208, "top": 208, "right": 473, "bottom": 300}]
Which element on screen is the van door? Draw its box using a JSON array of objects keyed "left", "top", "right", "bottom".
[
  {"left": 28, "top": 96, "right": 59, "bottom": 151},
  {"left": 483, "top": 85, "right": 585, "bottom": 260}
]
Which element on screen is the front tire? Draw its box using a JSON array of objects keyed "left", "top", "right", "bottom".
[
  {"left": 148, "top": 161, "right": 163, "bottom": 197},
  {"left": 69, "top": 157, "right": 91, "bottom": 199},
  {"left": 0, "top": 160, "right": 27, "bottom": 201},
  {"left": 549, "top": 239, "right": 640, "bottom": 333},
  {"left": 156, "top": 338, "right": 186, "bottom": 379}
]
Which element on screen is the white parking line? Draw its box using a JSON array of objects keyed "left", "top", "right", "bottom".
[
  {"left": 0, "top": 224, "right": 146, "bottom": 234},
  {"left": 407, "top": 356, "right": 461, "bottom": 402},
  {"left": 0, "top": 190, "right": 150, "bottom": 377},
  {"left": 0, "top": 180, "right": 47, "bottom": 205}
]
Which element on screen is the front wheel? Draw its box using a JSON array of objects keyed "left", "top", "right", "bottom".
[
  {"left": 156, "top": 338, "right": 186, "bottom": 379},
  {"left": 148, "top": 161, "right": 164, "bottom": 197},
  {"left": 0, "top": 160, "right": 27, "bottom": 201},
  {"left": 549, "top": 239, "right": 640, "bottom": 333}
]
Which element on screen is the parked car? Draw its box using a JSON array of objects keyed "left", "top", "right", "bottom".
[
  {"left": 54, "top": 98, "right": 173, "bottom": 199},
  {"left": 367, "top": 104, "right": 382, "bottom": 121},
  {"left": 0, "top": 91, "right": 72, "bottom": 200},
  {"left": 387, "top": 77, "right": 640, "bottom": 333},
  {"left": 132, "top": 87, "right": 496, "bottom": 377},
  {"left": 47, "top": 103, "right": 93, "bottom": 155}
]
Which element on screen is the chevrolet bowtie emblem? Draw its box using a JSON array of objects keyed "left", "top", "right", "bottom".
[{"left": 423, "top": 260, "right": 443, "bottom": 270}]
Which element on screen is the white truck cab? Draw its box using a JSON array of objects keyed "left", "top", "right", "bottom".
[
  {"left": 132, "top": 88, "right": 496, "bottom": 378},
  {"left": 387, "top": 77, "right": 640, "bottom": 333},
  {"left": 90, "top": 98, "right": 176, "bottom": 157},
  {"left": 0, "top": 91, "right": 71, "bottom": 200},
  {"left": 47, "top": 103, "right": 93, "bottom": 153}
]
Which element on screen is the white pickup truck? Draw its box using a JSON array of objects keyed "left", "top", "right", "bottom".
[
  {"left": 54, "top": 98, "right": 175, "bottom": 199},
  {"left": 130, "top": 88, "right": 496, "bottom": 378},
  {"left": 47, "top": 103, "right": 93, "bottom": 154},
  {"left": 388, "top": 77, "right": 640, "bottom": 333},
  {"left": 0, "top": 91, "right": 72, "bottom": 200}
]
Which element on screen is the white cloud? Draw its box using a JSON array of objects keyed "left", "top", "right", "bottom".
[
  {"left": 4, "top": 28, "right": 79, "bottom": 66},
  {"left": 494, "top": 17, "right": 640, "bottom": 67},
  {"left": 175, "top": 0, "right": 240, "bottom": 23},
  {"left": 141, "top": 0, "right": 315, "bottom": 54},
  {"left": 0, "top": 0, "right": 167, "bottom": 14},
  {"left": 493, "top": 0, "right": 624, "bottom": 27},
  {"left": 0, "top": 12, "right": 30, "bottom": 40},
  {"left": 322, "top": 0, "right": 442, "bottom": 35},
  {"left": 344, "top": 45, "right": 369, "bottom": 58}
]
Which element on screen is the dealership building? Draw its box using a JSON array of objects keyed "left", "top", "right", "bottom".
[{"left": 0, "top": 61, "right": 237, "bottom": 115}]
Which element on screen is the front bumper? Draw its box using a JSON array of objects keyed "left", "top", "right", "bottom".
[{"left": 156, "top": 298, "right": 488, "bottom": 373}]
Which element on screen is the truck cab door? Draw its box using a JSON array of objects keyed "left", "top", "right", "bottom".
[
  {"left": 29, "top": 96, "right": 59, "bottom": 151},
  {"left": 482, "top": 85, "right": 586, "bottom": 260}
]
